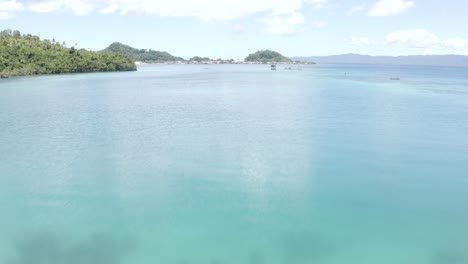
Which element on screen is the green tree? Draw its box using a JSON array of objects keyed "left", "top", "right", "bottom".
[
  {"left": 101, "top": 42, "right": 185, "bottom": 62},
  {"left": 244, "top": 50, "right": 292, "bottom": 63},
  {"left": 189, "top": 56, "right": 211, "bottom": 62},
  {"left": 0, "top": 29, "right": 136, "bottom": 77}
]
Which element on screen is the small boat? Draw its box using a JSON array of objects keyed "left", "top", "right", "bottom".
[
  {"left": 271, "top": 64, "right": 277, "bottom": 70},
  {"left": 390, "top": 77, "right": 400, "bottom": 81}
]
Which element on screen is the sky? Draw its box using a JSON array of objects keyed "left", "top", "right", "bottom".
[{"left": 1, "top": 0, "right": 468, "bottom": 59}]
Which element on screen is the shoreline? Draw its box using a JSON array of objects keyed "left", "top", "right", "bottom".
[
  {"left": 135, "top": 61, "right": 315, "bottom": 65},
  {"left": 1, "top": 63, "right": 316, "bottom": 80}
]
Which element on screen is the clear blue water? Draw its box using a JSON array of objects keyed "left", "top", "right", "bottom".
[{"left": 0, "top": 64, "right": 468, "bottom": 264}]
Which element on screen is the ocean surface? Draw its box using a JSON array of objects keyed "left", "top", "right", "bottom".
[{"left": 0, "top": 64, "right": 467, "bottom": 264}]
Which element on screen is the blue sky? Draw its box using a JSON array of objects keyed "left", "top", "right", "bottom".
[{"left": 1, "top": 0, "right": 467, "bottom": 59}]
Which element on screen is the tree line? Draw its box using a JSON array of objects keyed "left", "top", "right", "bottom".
[
  {"left": 0, "top": 30, "right": 136, "bottom": 78},
  {"left": 101, "top": 42, "right": 185, "bottom": 63},
  {"left": 244, "top": 50, "right": 292, "bottom": 63}
]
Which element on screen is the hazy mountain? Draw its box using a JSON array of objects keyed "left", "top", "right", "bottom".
[{"left": 292, "top": 54, "right": 468, "bottom": 67}]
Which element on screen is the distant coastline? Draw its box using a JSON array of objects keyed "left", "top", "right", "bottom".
[
  {"left": 7, "top": 29, "right": 468, "bottom": 80},
  {"left": 292, "top": 53, "right": 468, "bottom": 67},
  {"left": 134, "top": 60, "right": 314, "bottom": 65},
  {"left": 1, "top": 31, "right": 314, "bottom": 79},
  {"left": 102, "top": 45, "right": 313, "bottom": 65}
]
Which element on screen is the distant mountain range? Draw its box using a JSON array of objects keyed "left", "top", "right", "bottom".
[{"left": 292, "top": 54, "right": 468, "bottom": 67}]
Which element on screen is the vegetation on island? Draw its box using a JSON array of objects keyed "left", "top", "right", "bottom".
[
  {"left": 101, "top": 42, "right": 184, "bottom": 63},
  {"left": 0, "top": 30, "right": 136, "bottom": 78},
  {"left": 244, "top": 50, "right": 293, "bottom": 63},
  {"left": 189, "top": 57, "right": 237, "bottom": 64},
  {"left": 0, "top": 28, "right": 313, "bottom": 78},
  {"left": 189, "top": 56, "right": 211, "bottom": 63}
]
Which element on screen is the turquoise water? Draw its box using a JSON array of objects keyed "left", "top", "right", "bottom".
[{"left": 0, "top": 64, "right": 467, "bottom": 264}]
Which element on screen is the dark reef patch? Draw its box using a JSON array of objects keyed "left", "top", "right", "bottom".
[
  {"left": 6, "top": 232, "right": 137, "bottom": 264},
  {"left": 280, "top": 232, "right": 334, "bottom": 264}
]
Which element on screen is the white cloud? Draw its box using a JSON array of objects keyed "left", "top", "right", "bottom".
[
  {"left": 0, "top": 0, "right": 23, "bottom": 11},
  {"left": 0, "top": 0, "right": 24, "bottom": 19},
  {"left": 27, "top": 1, "right": 64, "bottom": 13},
  {"left": 306, "top": 0, "right": 328, "bottom": 8},
  {"left": 0, "top": 10, "right": 14, "bottom": 19},
  {"left": 99, "top": 4, "right": 119, "bottom": 14},
  {"left": 258, "top": 12, "right": 305, "bottom": 35},
  {"left": 386, "top": 29, "right": 439, "bottom": 48},
  {"left": 445, "top": 38, "right": 468, "bottom": 51},
  {"left": 351, "top": 37, "right": 379, "bottom": 46},
  {"left": 422, "top": 48, "right": 437, "bottom": 55},
  {"left": 347, "top": 5, "right": 365, "bottom": 15},
  {"left": 26, "top": 0, "right": 94, "bottom": 15},
  {"left": 2, "top": 0, "right": 330, "bottom": 35},
  {"left": 350, "top": 29, "right": 468, "bottom": 55},
  {"left": 4, "top": 0, "right": 325, "bottom": 21},
  {"left": 231, "top": 23, "right": 244, "bottom": 33},
  {"left": 368, "top": 0, "right": 414, "bottom": 17},
  {"left": 311, "top": 20, "right": 326, "bottom": 29}
]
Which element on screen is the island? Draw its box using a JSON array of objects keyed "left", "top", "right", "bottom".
[
  {"left": 0, "top": 29, "right": 314, "bottom": 79},
  {"left": 99, "top": 43, "right": 313, "bottom": 65},
  {"left": 100, "top": 44, "right": 311, "bottom": 65},
  {"left": 245, "top": 50, "right": 292, "bottom": 63},
  {"left": 189, "top": 56, "right": 212, "bottom": 63},
  {"left": 101, "top": 42, "right": 184, "bottom": 63},
  {"left": 101, "top": 44, "right": 237, "bottom": 64},
  {"left": 0, "top": 30, "right": 136, "bottom": 78},
  {"left": 244, "top": 50, "right": 313, "bottom": 64}
]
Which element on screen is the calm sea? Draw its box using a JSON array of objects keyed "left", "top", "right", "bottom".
[{"left": 0, "top": 64, "right": 467, "bottom": 264}]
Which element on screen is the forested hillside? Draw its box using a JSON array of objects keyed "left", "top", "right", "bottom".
[
  {"left": 244, "top": 50, "right": 292, "bottom": 63},
  {"left": 101, "top": 42, "right": 184, "bottom": 62},
  {"left": 0, "top": 30, "right": 136, "bottom": 78}
]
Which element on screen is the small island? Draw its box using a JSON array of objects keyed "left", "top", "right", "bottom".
[
  {"left": 101, "top": 42, "right": 184, "bottom": 63},
  {"left": 189, "top": 56, "right": 213, "bottom": 63},
  {"left": 245, "top": 50, "right": 292, "bottom": 63},
  {"left": 0, "top": 30, "right": 136, "bottom": 78},
  {"left": 244, "top": 50, "right": 314, "bottom": 64}
]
